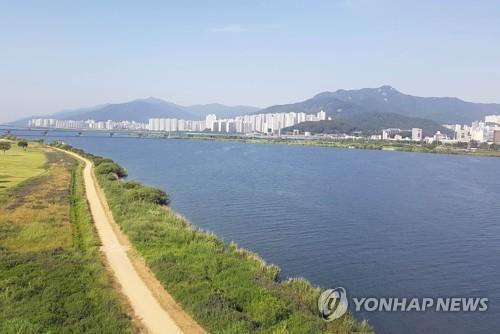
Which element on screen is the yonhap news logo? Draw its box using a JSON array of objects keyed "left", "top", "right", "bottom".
[
  {"left": 318, "top": 287, "right": 349, "bottom": 321},
  {"left": 318, "top": 287, "right": 488, "bottom": 322}
]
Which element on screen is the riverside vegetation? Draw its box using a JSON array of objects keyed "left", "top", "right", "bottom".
[
  {"left": 170, "top": 133, "right": 500, "bottom": 158},
  {"left": 52, "top": 142, "right": 373, "bottom": 334},
  {"left": 0, "top": 140, "right": 134, "bottom": 333}
]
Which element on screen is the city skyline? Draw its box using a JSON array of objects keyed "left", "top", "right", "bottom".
[
  {"left": 28, "top": 110, "right": 328, "bottom": 134},
  {"left": 27, "top": 112, "right": 500, "bottom": 145}
]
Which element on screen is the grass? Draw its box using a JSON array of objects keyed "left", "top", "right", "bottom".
[
  {"left": 0, "top": 145, "right": 134, "bottom": 333},
  {"left": 0, "top": 140, "right": 47, "bottom": 193},
  {"left": 55, "top": 143, "right": 374, "bottom": 334}
]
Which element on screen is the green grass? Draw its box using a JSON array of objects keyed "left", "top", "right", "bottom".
[
  {"left": 0, "top": 147, "right": 134, "bottom": 333},
  {"left": 0, "top": 140, "right": 47, "bottom": 193},
  {"left": 55, "top": 143, "right": 374, "bottom": 334}
]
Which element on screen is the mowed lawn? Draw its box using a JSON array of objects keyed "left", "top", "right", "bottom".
[
  {"left": 0, "top": 145, "right": 134, "bottom": 333},
  {"left": 0, "top": 141, "right": 47, "bottom": 192}
]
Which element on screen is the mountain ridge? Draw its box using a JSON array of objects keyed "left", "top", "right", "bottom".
[
  {"left": 284, "top": 111, "right": 453, "bottom": 137},
  {"left": 11, "top": 86, "right": 500, "bottom": 126},
  {"left": 12, "top": 98, "right": 260, "bottom": 124},
  {"left": 260, "top": 85, "right": 500, "bottom": 124}
]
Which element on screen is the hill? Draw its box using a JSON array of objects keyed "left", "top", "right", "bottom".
[
  {"left": 261, "top": 86, "right": 500, "bottom": 124},
  {"left": 284, "top": 112, "right": 453, "bottom": 137},
  {"left": 52, "top": 98, "right": 192, "bottom": 122},
  {"left": 13, "top": 98, "right": 260, "bottom": 124}
]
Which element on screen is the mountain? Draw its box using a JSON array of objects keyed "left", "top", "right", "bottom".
[
  {"left": 260, "top": 86, "right": 500, "bottom": 124},
  {"left": 284, "top": 112, "right": 453, "bottom": 137},
  {"left": 57, "top": 98, "right": 193, "bottom": 122},
  {"left": 51, "top": 104, "right": 110, "bottom": 119},
  {"left": 8, "top": 104, "right": 111, "bottom": 126},
  {"left": 14, "top": 98, "right": 260, "bottom": 124}
]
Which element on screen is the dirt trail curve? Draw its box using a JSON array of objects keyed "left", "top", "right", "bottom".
[{"left": 60, "top": 148, "right": 206, "bottom": 334}]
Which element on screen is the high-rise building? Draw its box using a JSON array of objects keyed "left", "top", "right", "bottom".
[
  {"left": 206, "top": 114, "right": 217, "bottom": 131},
  {"left": 317, "top": 110, "right": 326, "bottom": 121},
  {"left": 455, "top": 126, "right": 470, "bottom": 142},
  {"left": 411, "top": 128, "right": 423, "bottom": 141}
]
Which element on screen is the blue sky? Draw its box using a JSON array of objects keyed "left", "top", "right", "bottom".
[{"left": 1, "top": 0, "right": 499, "bottom": 122}]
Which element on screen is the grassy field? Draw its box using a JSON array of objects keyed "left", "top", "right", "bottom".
[
  {"left": 0, "top": 144, "right": 134, "bottom": 333},
  {"left": 55, "top": 143, "right": 373, "bottom": 334},
  {"left": 0, "top": 140, "right": 47, "bottom": 193}
]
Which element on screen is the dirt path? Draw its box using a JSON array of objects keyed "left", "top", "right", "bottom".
[{"left": 61, "top": 149, "right": 206, "bottom": 334}]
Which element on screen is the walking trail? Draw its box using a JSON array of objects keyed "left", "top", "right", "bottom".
[{"left": 61, "top": 149, "right": 206, "bottom": 334}]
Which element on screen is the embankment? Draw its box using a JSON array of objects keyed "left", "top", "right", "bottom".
[{"left": 52, "top": 142, "right": 374, "bottom": 334}]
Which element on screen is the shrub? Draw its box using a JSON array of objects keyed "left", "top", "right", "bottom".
[
  {"left": 93, "top": 157, "right": 114, "bottom": 166},
  {"left": 123, "top": 180, "right": 141, "bottom": 189},
  {"left": 127, "top": 185, "right": 170, "bottom": 205},
  {"left": 94, "top": 162, "right": 128, "bottom": 178},
  {"left": 106, "top": 173, "right": 119, "bottom": 181}
]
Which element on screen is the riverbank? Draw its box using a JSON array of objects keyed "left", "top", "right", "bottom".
[
  {"left": 175, "top": 134, "right": 500, "bottom": 158},
  {"left": 0, "top": 142, "right": 135, "bottom": 333},
  {"left": 7, "top": 130, "right": 500, "bottom": 158},
  {"left": 52, "top": 142, "right": 374, "bottom": 334},
  {"left": 59, "top": 148, "right": 203, "bottom": 334}
]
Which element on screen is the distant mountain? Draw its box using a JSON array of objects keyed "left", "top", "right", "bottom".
[
  {"left": 284, "top": 112, "right": 453, "bottom": 137},
  {"left": 13, "top": 98, "right": 260, "bottom": 124},
  {"left": 51, "top": 104, "right": 110, "bottom": 119},
  {"left": 8, "top": 104, "right": 111, "bottom": 126},
  {"left": 260, "top": 86, "right": 500, "bottom": 124},
  {"left": 55, "top": 98, "right": 193, "bottom": 122}
]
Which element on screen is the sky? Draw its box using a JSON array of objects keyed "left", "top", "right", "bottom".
[{"left": 1, "top": 0, "right": 500, "bottom": 123}]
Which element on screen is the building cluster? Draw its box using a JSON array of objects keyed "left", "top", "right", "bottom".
[
  {"left": 380, "top": 115, "right": 500, "bottom": 144},
  {"left": 28, "top": 118, "right": 147, "bottom": 131},
  {"left": 381, "top": 128, "right": 423, "bottom": 141},
  {"left": 149, "top": 111, "right": 327, "bottom": 134},
  {"left": 28, "top": 113, "right": 500, "bottom": 144},
  {"left": 147, "top": 118, "right": 206, "bottom": 132},
  {"left": 29, "top": 111, "right": 327, "bottom": 135},
  {"left": 443, "top": 115, "right": 500, "bottom": 143}
]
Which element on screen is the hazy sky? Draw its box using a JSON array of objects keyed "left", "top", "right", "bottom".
[{"left": 1, "top": 0, "right": 499, "bottom": 123}]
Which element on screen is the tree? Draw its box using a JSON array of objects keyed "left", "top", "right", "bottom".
[
  {"left": 0, "top": 141, "right": 11, "bottom": 154},
  {"left": 18, "top": 140, "right": 28, "bottom": 151}
]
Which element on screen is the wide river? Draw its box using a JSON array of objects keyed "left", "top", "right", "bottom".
[{"left": 16, "top": 131, "right": 500, "bottom": 333}]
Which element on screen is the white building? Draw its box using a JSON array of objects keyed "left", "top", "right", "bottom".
[
  {"left": 411, "top": 128, "right": 423, "bottom": 141},
  {"left": 205, "top": 114, "right": 217, "bottom": 131},
  {"left": 485, "top": 115, "right": 500, "bottom": 125},
  {"left": 455, "top": 126, "right": 471, "bottom": 143}
]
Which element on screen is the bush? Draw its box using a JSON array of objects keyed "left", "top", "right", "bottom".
[
  {"left": 123, "top": 180, "right": 141, "bottom": 189},
  {"left": 94, "top": 162, "right": 128, "bottom": 178},
  {"left": 93, "top": 157, "right": 115, "bottom": 166},
  {"left": 127, "top": 185, "right": 170, "bottom": 205}
]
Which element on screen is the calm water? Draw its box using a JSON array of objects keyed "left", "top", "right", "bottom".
[{"left": 15, "top": 131, "right": 500, "bottom": 333}]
